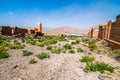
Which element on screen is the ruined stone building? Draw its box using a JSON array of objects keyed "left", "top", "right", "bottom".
[
  {"left": 88, "top": 15, "right": 120, "bottom": 49},
  {"left": 0, "top": 26, "right": 12, "bottom": 35},
  {"left": 98, "top": 15, "right": 120, "bottom": 49},
  {"left": 0, "top": 22, "right": 43, "bottom": 37},
  {"left": 88, "top": 27, "right": 99, "bottom": 38},
  {"left": 98, "top": 24, "right": 109, "bottom": 39}
]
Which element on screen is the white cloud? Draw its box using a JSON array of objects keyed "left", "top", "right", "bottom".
[{"left": 8, "top": 12, "right": 14, "bottom": 15}]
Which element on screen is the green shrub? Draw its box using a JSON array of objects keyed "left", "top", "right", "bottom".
[
  {"left": 113, "top": 49, "right": 120, "bottom": 55},
  {"left": 22, "top": 50, "right": 33, "bottom": 56},
  {"left": 37, "top": 52, "right": 50, "bottom": 59},
  {"left": 50, "top": 40, "right": 57, "bottom": 44},
  {"left": 88, "top": 43, "right": 97, "bottom": 51},
  {"left": 80, "top": 55, "right": 95, "bottom": 62},
  {"left": 75, "top": 40, "right": 80, "bottom": 44},
  {"left": 84, "top": 62, "right": 114, "bottom": 73},
  {"left": 9, "top": 44, "right": 24, "bottom": 49},
  {"left": 21, "top": 37, "right": 25, "bottom": 43},
  {"left": 63, "top": 44, "right": 72, "bottom": 50},
  {"left": 29, "top": 58, "right": 37, "bottom": 64},
  {"left": 82, "top": 38, "right": 89, "bottom": 43},
  {"left": 88, "top": 39, "right": 97, "bottom": 44},
  {"left": 0, "top": 51, "right": 9, "bottom": 59},
  {"left": 51, "top": 47, "right": 62, "bottom": 54},
  {"left": 62, "top": 50, "right": 66, "bottom": 53},
  {"left": 0, "top": 46, "right": 6, "bottom": 52},
  {"left": 38, "top": 43, "right": 44, "bottom": 47},
  {"left": 71, "top": 40, "right": 80, "bottom": 45},
  {"left": 101, "top": 40, "right": 107, "bottom": 45},
  {"left": 113, "top": 49, "right": 120, "bottom": 61},
  {"left": 77, "top": 48, "right": 84, "bottom": 52},
  {"left": 47, "top": 46, "right": 53, "bottom": 50},
  {"left": 69, "top": 49, "right": 75, "bottom": 54},
  {"left": 71, "top": 41, "right": 76, "bottom": 44},
  {"left": 26, "top": 39, "right": 36, "bottom": 45},
  {"left": 14, "top": 40, "right": 21, "bottom": 45}
]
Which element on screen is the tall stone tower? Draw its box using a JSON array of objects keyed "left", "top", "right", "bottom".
[{"left": 37, "top": 22, "right": 42, "bottom": 32}]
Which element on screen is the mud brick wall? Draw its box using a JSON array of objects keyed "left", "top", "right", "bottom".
[
  {"left": 18, "top": 28, "right": 27, "bottom": 36},
  {"left": 28, "top": 29, "right": 35, "bottom": 34},
  {"left": 98, "top": 24, "right": 109, "bottom": 39},
  {"left": 98, "top": 25, "right": 105, "bottom": 39},
  {"left": 91, "top": 28, "right": 98, "bottom": 38},
  {"left": 38, "top": 23, "right": 42, "bottom": 33},
  {"left": 0, "top": 26, "right": 12, "bottom": 35},
  {"left": 109, "top": 15, "right": 120, "bottom": 43},
  {"left": 106, "top": 39, "right": 120, "bottom": 49},
  {"left": 87, "top": 27, "right": 98, "bottom": 38},
  {"left": 12, "top": 27, "right": 28, "bottom": 36}
]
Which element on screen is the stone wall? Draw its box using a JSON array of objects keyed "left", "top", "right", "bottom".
[
  {"left": 0, "top": 23, "right": 43, "bottom": 36},
  {"left": 88, "top": 27, "right": 98, "bottom": 38},
  {"left": 109, "top": 15, "right": 120, "bottom": 43},
  {"left": 97, "top": 15, "right": 120, "bottom": 49},
  {"left": 98, "top": 24, "right": 109, "bottom": 39},
  {"left": 0, "top": 26, "right": 12, "bottom": 35},
  {"left": 12, "top": 27, "right": 27, "bottom": 36}
]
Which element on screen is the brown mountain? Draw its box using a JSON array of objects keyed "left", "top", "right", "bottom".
[{"left": 43, "top": 26, "right": 87, "bottom": 36}]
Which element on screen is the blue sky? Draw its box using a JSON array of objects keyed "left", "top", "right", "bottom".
[{"left": 0, "top": 0, "right": 120, "bottom": 29}]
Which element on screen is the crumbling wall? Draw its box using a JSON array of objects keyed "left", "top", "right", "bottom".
[
  {"left": 0, "top": 26, "right": 12, "bottom": 35},
  {"left": 88, "top": 27, "right": 98, "bottom": 38},
  {"left": 109, "top": 15, "right": 120, "bottom": 43}
]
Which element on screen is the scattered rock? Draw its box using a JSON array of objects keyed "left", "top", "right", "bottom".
[
  {"left": 13, "top": 65, "right": 19, "bottom": 69},
  {"left": 18, "top": 78, "right": 22, "bottom": 80},
  {"left": 87, "top": 51, "right": 92, "bottom": 55},
  {"left": 98, "top": 74, "right": 113, "bottom": 80}
]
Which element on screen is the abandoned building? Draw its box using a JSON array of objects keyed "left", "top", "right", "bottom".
[
  {"left": 0, "top": 22, "right": 43, "bottom": 37},
  {"left": 88, "top": 27, "right": 99, "bottom": 38},
  {"left": 88, "top": 15, "right": 120, "bottom": 49}
]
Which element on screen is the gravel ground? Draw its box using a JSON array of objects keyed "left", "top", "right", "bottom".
[{"left": 0, "top": 43, "right": 120, "bottom": 80}]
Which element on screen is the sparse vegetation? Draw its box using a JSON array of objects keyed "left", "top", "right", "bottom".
[
  {"left": 37, "top": 52, "right": 50, "bottom": 59},
  {"left": 29, "top": 58, "right": 37, "bottom": 64},
  {"left": 88, "top": 43, "right": 97, "bottom": 51},
  {"left": 82, "top": 38, "right": 98, "bottom": 51},
  {"left": 113, "top": 49, "right": 120, "bottom": 61},
  {"left": 9, "top": 44, "right": 24, "bottom": 49},
  {"left": 77, "top": 48, "right": 84, "bottom": 52},
  {"left": 63, "top": 44, "right": 72, "bottom": 50},
  {"left": 101, "top": 40, "right": 107, "bottom": 45},
  {"left": 46, "top": 46, "right": 53, "bottom": 50},
  {"left": 69, "top": 49, "right": 75, "bottom": 54},
  {"left": 21, "top": 37, "right": 25, "bottom": 43},
  {"left": 71, "top": 40, "right": 80, "bottom": 44},
  {"left": 51, "top": 47, "right": 62, "bottom": 54},
  {"left": 0, "top": 35, "right": 119, "bottom": 79},
  {"left": 80, "top": 55, "right": 95, "bottom": 62},
  {"left": 113, "top": 49, "right": 120, "bottom": 56},
  {"left": 22, "top": 50, "right": 33, "bottom": 56},
  {"left": 0, "top": 51, "right": 9, "bottom": 59},
  {"left": 84, "top": 62, "right": 114, "bottom": 73}
]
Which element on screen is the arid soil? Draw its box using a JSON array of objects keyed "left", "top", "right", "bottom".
[{"left": 0, "top": 42, "right": 120, "bottom": 80}]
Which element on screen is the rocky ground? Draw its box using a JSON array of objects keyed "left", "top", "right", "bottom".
[{"left": 0, "top": 39, "right": 120, "bottom": 80}]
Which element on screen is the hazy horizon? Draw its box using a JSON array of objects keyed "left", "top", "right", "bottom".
[{"left": 0, "top": 0, "right": 120, "bottom": 29}]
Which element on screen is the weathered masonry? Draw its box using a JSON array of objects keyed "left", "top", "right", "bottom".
[
  {"left": 88, "top": 27, "right": 99, "bottom": 38},
  {"left": 0, "top": 22, "right": 43, "bottom": 37},
  {"left": 98, "top": 15, "right": 120, "bottom": 49},
  {"left": 88, "top": 15, "right": 120, "bottom": 49}
]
